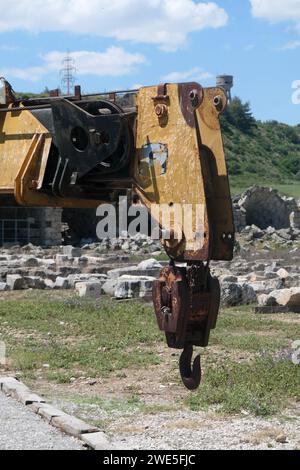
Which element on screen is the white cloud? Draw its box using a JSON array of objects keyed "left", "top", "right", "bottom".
[
  {"left": 280, "top": 40, "right": 300, "bottom": 50},
  {"left": 162, "top": 67, "right": 213, "bottom": 83},
  {"left": 250, "top": 0, "right": 300, "bottom": 28},
  {"left": 0, "top": 47, "right": 146, "bottom": 82},
  {"left": 45, "top": 48, "right": 146, "bottom": 76},
  {"left": 250, "top": 1, "right": 300, "bottom": 50},
  {"left": 0, "top": 66, "right": 46, "bottom": 82},
  {"left": 0, "top": 0, "right": 228, "bottom": 51}
]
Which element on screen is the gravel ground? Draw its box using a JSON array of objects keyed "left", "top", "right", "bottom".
[
  {"left": 57, "top": 400, "right": 300, "bottom": 451},
  {"left": 109, "top": 410, "right": 300, "bottom": 450},
  {"left": 1, "top": 391, "right": 299, "bottom": 450},
  {"left": 0, "top": 394, "right": 83, "bottom": 450}
]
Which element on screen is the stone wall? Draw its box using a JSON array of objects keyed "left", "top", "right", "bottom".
[
  {"left": 0, "top": 196, "right": 62, "bottom": 246},
  {"left": 233, "top": 186, "right": 300, "bottom": 232}
]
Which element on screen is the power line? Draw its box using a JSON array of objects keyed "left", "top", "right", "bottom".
[{"left": 60, "top": 52, "right": 76, "bottom": 96}]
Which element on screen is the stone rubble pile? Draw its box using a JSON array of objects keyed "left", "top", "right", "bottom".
[
  {"left": 236, "top": 224, "right": 300, "bottom": 251},
  {"left": 0, "top": 219, "right": 299, "bottom": 310},
  {"left": 211, "top": 252, "right": 300, "bottom": 309},
  {"left": 0, "top": 239, "right": 299, "bottom": 310},
  {"left": 0, "top": 234, "right": 164, "bottom": 300},
  {"left": 80, "top": 232, "right": 162, "bottom": 255}
]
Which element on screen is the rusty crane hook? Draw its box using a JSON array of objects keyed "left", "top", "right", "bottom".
[{"left": 179, "top": 344, "right": 201, "bottom": 390}]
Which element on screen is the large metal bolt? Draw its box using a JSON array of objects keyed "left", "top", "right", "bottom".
[
  {"left": 213, "top": 95, "right": 223, "bottom": 110},
  {"left": 189, "top": 89, "right": 199, "bottom": 107}
]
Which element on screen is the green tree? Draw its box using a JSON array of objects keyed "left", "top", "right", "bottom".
[{"left": 223, "top": 97, "right": 257, "bottom": 134}]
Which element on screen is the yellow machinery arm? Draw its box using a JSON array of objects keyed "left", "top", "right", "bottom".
[{"left": 0, "top": 79, "right": 234, "bottom": 389}]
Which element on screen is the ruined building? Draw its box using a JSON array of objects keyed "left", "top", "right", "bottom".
[{"left": 233, "top": 186, "right": 300, "bottom": 232}]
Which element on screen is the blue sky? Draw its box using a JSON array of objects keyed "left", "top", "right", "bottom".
[{"left": 1, "top": 0, "right": 300, "bottom": 125}]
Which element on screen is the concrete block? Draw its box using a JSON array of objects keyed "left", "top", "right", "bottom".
[
  {"left": 0, "top": 377, "right": 28, "bottom": 398},
  {"left": 51, "top": 414, "right": 98, "bottom": 437},
  {"left": 67, "top": 273, "right": 107, "bottom": 288},
  {"left": 0, "top": 376, "right": 21, "bottom": 391},
  {"left": 15, "top": 389, "right": 45, "bottom": 406},
  {"left": 54, "top": 277, "right": 70, "bottom": 289},
  {"left": 75, "top": 282, "right": 102, "bottom": 298},
  {"left": 6, "top": 274, "right": 26, "bottom": 290},
  {"left": 114, "top": 275, "right": 155, "bottom": 299},
  {"left": 81, "top": 431, "right": 113, "bottom": 450},
  {"left": 38, "top": 404, "right": 68, "bottom": 423}
]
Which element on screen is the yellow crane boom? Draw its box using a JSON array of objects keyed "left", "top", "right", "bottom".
[{"left": 0, "top": 78, "right": 234, "bottom": 389}]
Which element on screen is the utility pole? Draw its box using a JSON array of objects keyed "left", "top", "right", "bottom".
[{"left": 60, "top": 52, "right": 76, "bottom": 96}]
